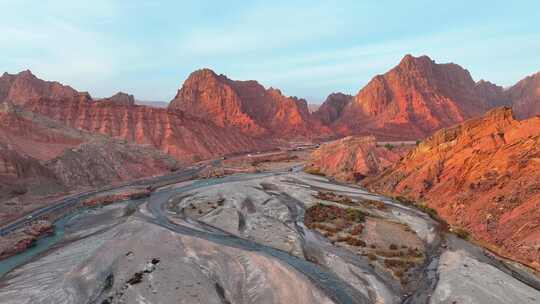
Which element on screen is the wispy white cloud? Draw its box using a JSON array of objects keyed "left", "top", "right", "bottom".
[
  {"left": 0, "top": 0, "right": 538, "bottom": 101},
  {"left": 175, "top": 2, "right": 346, "bottom": 56}
]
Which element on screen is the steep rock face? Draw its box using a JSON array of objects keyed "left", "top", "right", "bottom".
[
  {"left": 313, "top": 93, "right": 352, "bottom": 125},
  {"left": 305, "top": 136, "right": 408, "bottom": 182},
  {"left": 0, "top": 70, "right": 91, "bottom": 105},
  {"left": 508, "top": 72, "right": 540, "bottom": 119},
  {"left": 329, "top": 55, "right": 509, "bottom": 140},
  {"left": 24, "top": 98, "right": 266, "bottom": 162},
  {"left": 364, "top": 107, "right": 540, "bottom": 270},
  {"left": 169, "top": 69, "right": 331, "bottom": 139}
]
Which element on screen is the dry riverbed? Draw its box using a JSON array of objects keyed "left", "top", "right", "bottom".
[{"left": 0, "top": 168, "right": 538, "bottom": 303}]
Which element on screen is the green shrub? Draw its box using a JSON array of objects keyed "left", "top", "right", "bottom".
[
  {"left": 384, "top": 143, "right": 395, "bottom": 150},
  {"left": 417, "top": 203, "right": 439, "bottom": 218},
  {"left": 453, "top": 227, "right": 471, "bottom": 240},
  {"left": 346, "top": 208, "right": 366, "bottom": 223}
]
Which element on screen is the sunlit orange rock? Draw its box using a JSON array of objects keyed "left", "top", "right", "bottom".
[
  {"left": 305, "top": 136, "right": 409, "bottom": 182},
  {"left": 0, "top": 70, "right": 268, "bottom": 163},
  {"left": 24, "top": 97, "right": 266, "bottom": 163},
  {"left": 317, "top": 55, "right": 511, "bottom": 140},
  {"left": 169, "top": 68, "right": 331, "bottom": 139},
  {"left": 364, "top": 107, "right": 540, "bottom": 271}
]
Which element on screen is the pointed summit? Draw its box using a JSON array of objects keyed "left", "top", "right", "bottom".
[
  {"left": 169, "top": 68, "right": 330, "bottom": 138},
  {"left": 325, "top": 54, "right": 506, "bottom": 139},
  {"left": 17, "top": 69, "right": 36, "bottom": 78}
]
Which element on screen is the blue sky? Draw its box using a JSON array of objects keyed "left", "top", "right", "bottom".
[{"left": 1, "top": 1, "right": 539, "bottom": 102}]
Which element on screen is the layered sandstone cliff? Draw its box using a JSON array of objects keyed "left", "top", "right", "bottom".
[
  {"left": 0, "top": 103, "right": 180, "bottom": 197},
  {"left": 0, "top": 70, "right": 267, "bottom": 163},
  {"left": 364, "top": 107, "right": 540, "bottom": 270},
  {"left": 169, "top": 69, "right": 331, "bottom": 139},
  {"left": 24, "top": 98, "right": 265, "bottom": 162}
]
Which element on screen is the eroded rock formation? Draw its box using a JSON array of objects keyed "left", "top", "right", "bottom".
[
  {"left": 316, "top": 55, "right": 512, "bottom": 140},
  {"left": 169, "top": 69, "right": 331, "bottom": 139},
  {"left": 0, "top": 103, "right": 179, "bottom": 199},
  {"left": 305, "top": 136, "right": 409, "bottom": 182},
  {"left": 364, "top": 107, "right": 540, "bottom": 270},
  {"left": 24, "top": 98, "right": 266, "bottom": 162}
]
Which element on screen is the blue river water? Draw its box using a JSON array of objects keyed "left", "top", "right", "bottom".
[{"left": 0, "top": 213, "right": 74, "bottom": 278}]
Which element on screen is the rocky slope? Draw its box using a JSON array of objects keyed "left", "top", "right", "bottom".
[
  {"left": 305, "top": 136, "right": 410, "bottom": 182},
  {"left": 0, "top": 103, "right": 180, "bottom": 217},
  {"left": 0, "top": 143, "right": 63, "bottom": 201},
  {"left": 316, "top": 55, "right": 512, "bottom": 140},
  {"left": 363, "top": 107, "right": 540, "bottom": 271},
  {"left": 169, "top": 69, "right": 331, "bottom": 139},
  {"left": 508, "top": 72, "right": 540, "bottom": 119},
  {"left": 46, "top": 139, "right": 179, "bottom": 188},
  {"left": 0, "top": 102, "right": 85, "bottom": 160}
]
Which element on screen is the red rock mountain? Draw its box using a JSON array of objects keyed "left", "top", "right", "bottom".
[
  {"left": 25, "top": 98, "right": 265, "bottom": 162},
  {"left": 169, "top": 69, "right": 331, "bottom": 139},
  {"left": 316, "top": 55, "right": 511, "bottom": 140},
  {"left": 305, "top": 136, "right": 409, "bottom": 182},
  {"left": 0, "top": 102, "right": 182, "bottom": 223},
  {"left": 508, "top": 72, "right": 540, "bottom": 119},
  {"left": 363, "top": 107, "right": 540, "bottom": 271},
  {"left": 0, "top": 70, "right": 267, "bottom": 163}
]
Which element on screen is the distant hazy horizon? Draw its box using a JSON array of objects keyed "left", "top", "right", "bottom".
[{"left": 1, "top": 0, "right": 539, "bottom": 102}]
